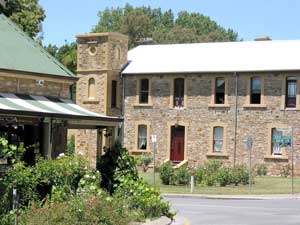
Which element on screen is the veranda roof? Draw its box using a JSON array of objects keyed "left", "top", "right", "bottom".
[{"left": 0, "top": 93, "right": 121, "bottom": 125}]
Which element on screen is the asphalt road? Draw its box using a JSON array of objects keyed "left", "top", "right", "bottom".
[{"left": 166, "top": 197, "right": 300, "bottom": 225}]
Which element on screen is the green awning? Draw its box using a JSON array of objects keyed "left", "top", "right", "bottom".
[{"left": 0, "top": 93, "right": 121, "bottom": 123}]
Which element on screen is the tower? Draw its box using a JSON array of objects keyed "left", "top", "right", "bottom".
[{"left": 75, "top": 32, "right": 128, "bottom": 166}]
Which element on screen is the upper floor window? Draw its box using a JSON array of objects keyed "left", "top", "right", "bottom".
[
  {"left": 88, "top": 78, "right": 96, "bottom": 99},
  {"left": 286, "top": 77, "right": 297, "bottom": 108},
  {"left": 215, "top": 78, "right": 225, "bottom": 104},
  {"left": 174, "top": 78, "right": 184, "bottom": 108},
  {"left": 137, "top": 124, "right": 147, "bottom": 150},
  {"left": 213, "top": 126, "right": 224, "bottom": 152},
  {"left": 250, "top": 77, "right": 261, "bottom": 104},
  {"left": 111, "top": 80, "right": 117, "bottom": 108},
  {"left": 139, "top": 79, "right": 149, "bottom": 104},
  {"left": 271, "top": 128, "right": 283, "bottom": 155}
]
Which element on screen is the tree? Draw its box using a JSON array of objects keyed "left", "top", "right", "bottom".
[
  {"left": 2, "top": 0, "right": 45, "bottom": 38},
  {"left": 93, "top": 4, "right": 239, "bottom": 49}
]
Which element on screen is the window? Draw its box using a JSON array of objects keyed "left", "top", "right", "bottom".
[
  {"left": 286, "top": 77, "right": 297, "bottom": 108},
  {"left": 213, "top": 127, "right": 224, "bottom": 152},
  {"left": 215, "top": 78, "right": 225, "bottom": 104},
  {"left": 111, "top": 80, "right": 117, "bottom": 108},
  {"left": 139, "top": 79, "right": 149, "bottom": 104},
  {"left": 137, "top": 125, "right": 147, "bottom": 150},
  {"left": 250, "top": 77, "right": 261, "bottom": 104},
  {"left": 271, "top": 128, "right": 283, "bottom": 155},
  {"left": 88, "top": 78, "right": 96, "bottom": 99},
  {"left": 174, "top": 78, "right": 184, "bottom": 108}
]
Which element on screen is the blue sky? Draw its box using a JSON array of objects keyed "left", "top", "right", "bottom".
[{"left": 40, "top": 0, "right": 300, "bottom": 46}]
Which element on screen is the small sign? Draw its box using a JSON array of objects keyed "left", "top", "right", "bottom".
[
  {"left": 151, "top": 135, "right": 157, "bottom": 143},
  {"left": 273, "top": 135, "right": 292, "bottom": 146},
  {"left": 246, "top": 136, "right": 253, "bottom": 151}
]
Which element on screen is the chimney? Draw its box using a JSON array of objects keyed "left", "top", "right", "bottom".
[{"left": 254, "top": 36, "right": 272, "bottom": 41}]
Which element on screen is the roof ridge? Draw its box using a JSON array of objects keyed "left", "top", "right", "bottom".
[{"left": 0, "top": 14, "right": 76, "bottom": 78}]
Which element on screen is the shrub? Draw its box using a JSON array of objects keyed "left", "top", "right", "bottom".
[
  {"left": 159, "top": 162, "right": 175, "bottom": 185},
  {"left": 114, "top": 175, "right": 173, "bottom": 220},
  {"left": 141, "top": 154, "right": 153, "bottom": 172},
  {"left": 216, "top": 167, "right": 231, "bottom": 187},
  {"left": 280, "top": 165, "right": 291, "bottom": 177},
  {"left": 230, "top": 165, "right": 249, "bottom": 186},
  {"left": 201, "top": 161, "right": 223, "bottom": 186},
  {"left": 256, "top": 164, "right": 268, "bottom": 176},
  {"left": 19, "top": 194, "right": 130, "bottom": 225},
  {"left": 194, "top": 167, "right": 203, "bottom": 184},
  {"left": 66, "top": 135, "right": 75, "bottom": 155},
  {"left": 97, "top": 143, "right": 138, "bottom": 193},
  {"left": 174, "top": 166, "right": 190, "bottom": 185}
]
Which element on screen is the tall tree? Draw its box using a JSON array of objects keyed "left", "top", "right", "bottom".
[
  {"left": 2, "top": 0, "right": 45, "bottom": 38},
  {"left": 93, "top": 4, "right": 239, "bottom": 48}
]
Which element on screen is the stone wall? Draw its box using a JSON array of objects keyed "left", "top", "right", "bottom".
[
  {"left": 0, "top": 72, "right": 71, "bottom": 98},
  {"left": 124, "top": 73, "right": 300, "bottom": 176}
]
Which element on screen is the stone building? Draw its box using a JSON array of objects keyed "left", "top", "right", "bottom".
[
  {"left": 76, "top": 31, "right": 300, "bottom": 175},
  {"left": 0, "top": 14, "right": 121, "bottom": 168}
]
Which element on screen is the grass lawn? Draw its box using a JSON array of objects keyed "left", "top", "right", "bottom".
[{"left": 139, "top": 172, "right": 300, "bottom": 195}]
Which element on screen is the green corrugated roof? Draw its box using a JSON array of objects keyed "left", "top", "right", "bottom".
[{"left": 0, "top": 13, "right": 75, "bottom": 78}]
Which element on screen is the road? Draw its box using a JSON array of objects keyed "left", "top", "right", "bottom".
[{"left": 166, "top": 197, "right": 300, "bottom": 225}]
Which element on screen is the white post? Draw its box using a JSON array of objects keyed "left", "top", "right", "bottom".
[{"left": 190, "top": 175, "right": 194, "bottom": 193}]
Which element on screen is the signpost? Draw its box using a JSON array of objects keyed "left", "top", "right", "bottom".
[
  {"left": 151, "top": 135, "right": 157, "bottom": 185},
  {"left": 246, "top": 136, "right": 253, "bottom": 192}
]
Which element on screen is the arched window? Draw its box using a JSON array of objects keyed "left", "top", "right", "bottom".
[
  {"left": 138, "top": 125, "right": 147, "bottom": 150},
  {"left": 88, "top": 78, "right": 96, "bottom": 99}
]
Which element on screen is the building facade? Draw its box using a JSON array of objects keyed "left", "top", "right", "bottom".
[{"left": 75, "top": 31, "right": 300, "bottom": 175}]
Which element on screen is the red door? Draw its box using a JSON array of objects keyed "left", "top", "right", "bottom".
[{"left": 170, "top": 126, "right": 185, "bottom": 162}]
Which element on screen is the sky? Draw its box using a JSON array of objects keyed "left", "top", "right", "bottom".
[{"left": 39, "top": 0, "right": 300, "bottom": 46}]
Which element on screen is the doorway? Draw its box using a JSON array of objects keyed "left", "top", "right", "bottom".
[{"left": 170, "top": 125, "right": 185, "bottom": 163}]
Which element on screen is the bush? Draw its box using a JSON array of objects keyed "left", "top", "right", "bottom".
[
  {"left": 19, "top": 194, "right": 130, "bottom": 225},
  {"left": 141, "top": 154, "right": 153, "bottom": 172},
  {"left": 159, "top": 162, "right": 175, "bottom": 185},
  {"left": 194, "top": 167, "right": 203, "bottom": 184},
  {"left": 216, "top": 167, "right": 231, "bottom": 187},
  {"left": 201, "top": 161, "right": 223, "bottom": 186},
  {"left": 97, "top": 143, "right": 138, "bottom": 193},
  {"left": 115, "top": 175, "right": 173, "bottom": 220},
  {"left": 174, "top": 166, "right": 190, "bottom": 185},
  {"left": 230, "top": 165, "right": 249, "bottom": 186},
  {"left": 256, "top": 164, "right": 268, "bottom": 176},
  {"left": 66, "top": 135, "right": 75, "bottom": 155},
  {"left": 280, "top": 165, "right": 291, "bottom": 178}
]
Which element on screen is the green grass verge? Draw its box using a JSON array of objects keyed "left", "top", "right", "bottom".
[{"left": 140, "top": 172, "right": 300, "bottom": 195}]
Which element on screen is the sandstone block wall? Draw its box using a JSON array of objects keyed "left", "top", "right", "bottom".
[{"left": 124, "top": 73, "right": 300, "bottom": 176}]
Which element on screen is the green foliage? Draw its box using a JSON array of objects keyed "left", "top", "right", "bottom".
[
  {"left": 194, "top": 167, "right": 203, "bottom": 184},
  {"left": 66, "top": 135, "right": 75, "bottom": 155},
  {"left": 159, "top": 162, "right": 175, "bottom": 185},
  {"left": 216, "top": 167, "right": 231, "bottom": 187},
  {"left": 114, "top": 175, "right": 173, "bottom": 220},
  {"left": 230, "top": 165, "right": 249, "bottom": 186},
  {"left": 3, "top": 0, "right": 46, "bottom": 38},
  {"left": 256, "top": 164, "right": 268, "bottom": 176},
  {"left": 97, "top": 142, "right": 138, "bottom": 193},
  {"left": 0, "top": 136, "right": 26, "bottom": 163},
  {"left": 174, "top": 165, "right": 190, "bottom": 185},
  {"left": 139, "top": 153, "right": 152, "bottom": 172},
  {"left": 93, "top": 4, "right": 239, "bottom": 49},
  {"left": 280, "top": 165, "right": 291, "bottom": 178},
  {"left": 19, "top": 194, "right": 130, "bottom": 225}
]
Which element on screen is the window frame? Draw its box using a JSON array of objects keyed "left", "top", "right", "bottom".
[
  {"left": 285, "top": 77, "right": 297, "bottom": 108},
  {"left": 207, "top": 122, "right": 228, "bottom": 158},
  {"left": 169, "top": 77, "right": 187, "bottom": 109},
  {"left": 215, "top": 78, "right": 225, "bottom": 104},
  {"left": 209, "top": 77, "right": 229, "bottom": 108},
  {"left": 213, "top": 126, "right": 224, "bottom": 153},
  {"left": 135, "top": 77, "right": 152, "bottom": 106},
  {"left": 281, "top": 75, "right": 300, "bottom": 110},
  {"left": 173, "top": 78, "right": 185, "bottom": 108},
  {"left": 134, "top": 121, "right": 151, "bottom": 151}
]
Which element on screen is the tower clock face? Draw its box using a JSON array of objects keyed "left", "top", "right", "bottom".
[{"left": 88, "top": 45, "right": 97, "bottom": 56}]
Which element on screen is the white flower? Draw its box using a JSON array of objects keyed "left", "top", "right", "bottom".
[
  {"left": 91, "top": 175, "right": 96, "bottom": 180},
  {"left": 84, "top": 174, "right": 90, "bottom": 179},
  {"left": 78, "top": 151, "right": 84, "bottom": 156}
]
